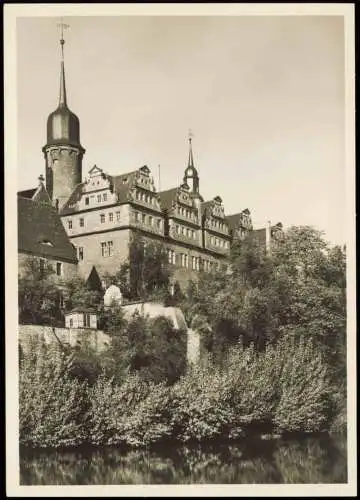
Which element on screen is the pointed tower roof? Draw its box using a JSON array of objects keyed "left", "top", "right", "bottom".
[
  {"left": 43, "top": 20, "right": 84, "bottom": 151},
  {"left": 183, "top": 130, "right": 200, "bottom": 195},
  {"left": 188, "top": 133, "right": 195, "bottom": 168}
]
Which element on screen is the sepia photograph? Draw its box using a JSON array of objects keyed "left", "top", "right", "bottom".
[{"left": 5, "top": 3, "right": 356, "bottom": 497}]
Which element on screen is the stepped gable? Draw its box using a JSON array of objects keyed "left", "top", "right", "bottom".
[{"left": 18, "top": 195, "right": 77, "bottom": 263}]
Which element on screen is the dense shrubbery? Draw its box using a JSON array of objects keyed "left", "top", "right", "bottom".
[
  {"left": 18, "top": 225, "right": 347, "bottom": 448},
  {"left": 19, "top": 334, "right": 338, "bottom": 449}
]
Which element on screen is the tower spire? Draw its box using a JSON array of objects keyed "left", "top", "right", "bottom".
[
  {"left": 188, "top": 129, "right": 194, "bottom": 168},
  {"left": 57, "top": 18, "right": 69, "bottom": 107}
]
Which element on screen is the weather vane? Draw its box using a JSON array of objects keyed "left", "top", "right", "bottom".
[
  {"left": 188, "top": 129, "right": 194, "bottom": 142},
  {"left": 57, "top": 17, "right": 70, "bottom": 59}
]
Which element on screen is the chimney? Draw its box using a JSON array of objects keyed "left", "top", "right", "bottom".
[{"left": 265, "top": 220, "right": 272, "bottom": 255}]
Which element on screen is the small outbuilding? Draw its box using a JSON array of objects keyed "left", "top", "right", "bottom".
[{"left": 65, "top": 309, "right": 98, "bottom": 329}]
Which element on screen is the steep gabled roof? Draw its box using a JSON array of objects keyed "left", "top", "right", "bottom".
[
  {"left": 225, "top": 213, "right": 242, "bottom": 231},
  {"left": 109, "top": 170, "right": 139, "bottom": 203},
  {"left": 59, "top": 183, "right": 85, "bottom": 215},
  {"left": 18, "top": 196, "right": 77, "bottom": 263},
  {"left": 18, "top": 188, "right": 37, "bottom": 199},
  {"left": 60, "top": 170, "right": 143, "bottom": 214},
  {"left": 252, "top": 223, "right": 283, "bottom": 246},
  {"left": 201, "top": 200, "right": 213, "bottom": 215},
  {"left": 158, "top": 188, "right": 179, "bottom": 212},
  {"left": 252, "top": 227, "right": 267, "bottom": 246},
  {"left": 18, "top": 184, "right": 52, "bottom": 205}
]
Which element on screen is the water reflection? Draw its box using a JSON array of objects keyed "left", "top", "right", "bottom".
[{"left": 20, "top": 435, "right": 347, "bottom": 485}]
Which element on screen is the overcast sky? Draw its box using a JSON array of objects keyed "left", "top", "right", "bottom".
[{"left": 17, "top": 15, "right": 345, "bottom": 244}]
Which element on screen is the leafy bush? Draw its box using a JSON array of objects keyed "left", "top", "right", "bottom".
[
  {"left": 171, "top": 359, "right": 237, "bottom": 442},
  {"left": 274, "top": 337, "right": 331, "bottom": 433},
  {"left": 86, "top": 374, "right": 172, "bottom": 447},
  {"left": 19, "top": 332, "right": 339, "bottom": 449},
  {"left": 19, "top": 337, "right": 88, "bottom": 448},
  {"left": 225, "top": 343, "right": 282, "bottom": 428}
]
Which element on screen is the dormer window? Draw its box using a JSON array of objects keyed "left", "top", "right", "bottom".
[{"left": 39, "top": 239, "right": 54, "bottom": 247}]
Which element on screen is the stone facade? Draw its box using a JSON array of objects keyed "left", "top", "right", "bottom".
[
  {"left": 18, "top": 253, "right": 77, "bottom": 283},
  {"left": 20, "top": 33, "right": 284, "bottom": 295},
  {"left": 19, "top": 324, "right": 110, "bottom": 353},
  {"left": 43, "top": 145, "right": 84, "bottom": 211},
  {"left": 19, "top": 306, "right": 201, "bottom": 364}
]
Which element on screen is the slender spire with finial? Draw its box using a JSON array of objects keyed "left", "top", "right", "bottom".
[
  {"left": 188, "top": 129, "right": 194, "bottom": 167},
  {"left": 57, "top": 18, "right": 69, "bottom": 107}
]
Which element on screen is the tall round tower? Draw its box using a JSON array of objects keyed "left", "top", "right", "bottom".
[{"left": 42, "top": 22, "right": 85, "bottom": 210}]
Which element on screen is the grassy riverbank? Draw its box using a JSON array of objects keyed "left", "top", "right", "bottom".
[{"left": 19, "top": 336, "right": 346, "bottom": 449}]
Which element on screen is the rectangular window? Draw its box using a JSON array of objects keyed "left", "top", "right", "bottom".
[
  {"left": 103, "top": 193, "right": 107, "bottom": 202},
  {"left": 135, "top": 211, "right": 140, "bottom": 222},
  {"left": 107, "top": 241, "right": 113, "bottom": 256},
  {"left": 78, "top": 247, "right": 84, "bottom": 261},
  {"left": 97, "top": 194, "right": 102, "bottom": 203},
  {"left": 56, "top": 262, "right": 62, "bottom": 276},
  {"left": 116, "top": 211, "right": 121, "bottom": 222},
  {"left": 84, "top": 314, "right": 91, "bottom": 328},
  {"left": 100, "top": 214, "right": 105, "bottom": 223},
  {"left": 156, "top": 219, "right": 161, "bottom": 229},
  {"left": 181, "top": 226, "right": 185, "bottom": 236},
  {"left": 142, "top": 213, "right": 146, "bottom": 224},
  {"left": 109, "top": 213, "right": 113, "bottom": 222},
  {"left": 148, "top": 216, "right": 153, "bottom": 226},
  {"left": 184, "top": 254, "right": 188, "bottom": 268},
  {"left": 68, "top": 220, "right": 72, "bottom": 229},
  {"left": 168, "top": 249, "right": 175, "bottom": 265},
  {"left": 101, "top": 242, "right": 107, "bottom": 257},
  {"left": 186, "top": 228, "right": 190, "bottom": 238},
  {"left": 191, "top": 256, "right": 196, "bottom": 270},
  {"left": 69, "top": 318, "right": 73, "bottom": 328},
  {"left": 79, "top": 218, "right": 84, "bottom": 227},
  {"left": 85, "top": 197, "right": 89, "bottom": 205},
  {"left": 39, "top": 258, "right": 45, "bottom": 275}
]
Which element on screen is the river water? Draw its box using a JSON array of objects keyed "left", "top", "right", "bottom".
[{"left": 20, "top": 434, "right": 347, "bottom": 485}]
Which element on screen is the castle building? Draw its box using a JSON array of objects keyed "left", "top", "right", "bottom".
[
  {"left": 17, "top": 176, "right": 78, "bottom": 282},
  {"left": 18, "top": 30, "right": 283, "bottom": 292}
]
